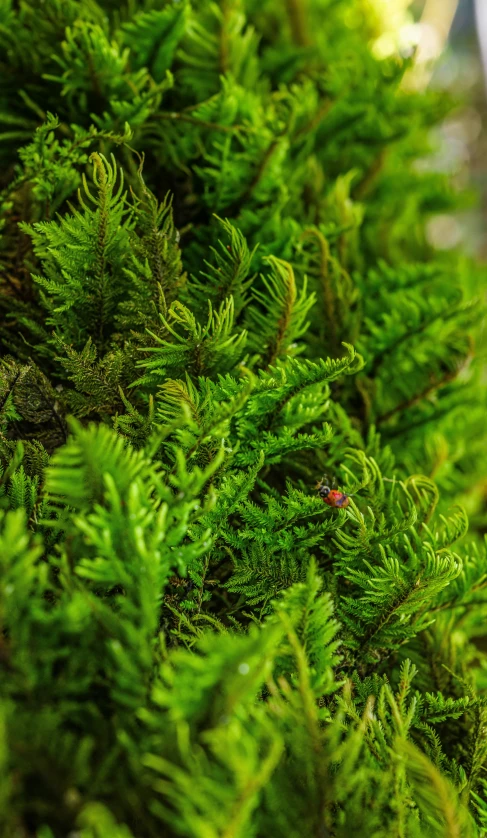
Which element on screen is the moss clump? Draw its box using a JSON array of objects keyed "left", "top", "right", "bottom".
[{"left": 0, "top": 2, "right": 486, "bottom": 836}]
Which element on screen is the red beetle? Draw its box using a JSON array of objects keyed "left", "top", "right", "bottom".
[{"left": 316, "top": 479, "right": 350, "bottom": 509}]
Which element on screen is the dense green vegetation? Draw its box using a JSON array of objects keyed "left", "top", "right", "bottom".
[{"left": 1, "top": 1, "right": 487, "bottom": 835}]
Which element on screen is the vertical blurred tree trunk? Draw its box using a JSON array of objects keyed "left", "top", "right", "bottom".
[
  {"left": 405, "top": 0, "right": 459, "bottom": 88},
  {"left": 474, "top": 0, "right": 487, "bottom": 88}
]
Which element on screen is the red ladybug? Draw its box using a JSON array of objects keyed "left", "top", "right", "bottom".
[{"left": 316, "top": 479, "right": 350, "bottom": 509}]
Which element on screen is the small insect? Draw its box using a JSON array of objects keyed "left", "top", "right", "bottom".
[{"left": 316, "top": 477, "right": 350, "bottom": 509}]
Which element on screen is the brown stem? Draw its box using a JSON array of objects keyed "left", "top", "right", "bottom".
[
  {"left": 2, "top": 272, "right": 25, "bottom": 301},
  {"left": 228, "top": 138, "right": 281, "bottom": 217},
  {"left": 354, "top": 148, "right": 387, "bottom": 200},
  {"left": 285, "top": 0, "right": 311, "bottom": 46},
  {"left": 295, "top": 99, "right": 333, "bottom": 140},
  {"left": 357, "top": 579, "right": 420, "bottom": 659},
  {"left": 302, "top": 228, "right": 337, "bottom": 354},
  {"left": 265, "top": 264, "right": 296, "bottom": 369},
  {"left": 370, "top": 303, "right": 464, "bottom": 376},
  {"left": 376, "top": 356, "right": 470, "bottom": 426}
]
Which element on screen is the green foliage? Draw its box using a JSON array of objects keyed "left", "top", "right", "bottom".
[{"left": 0, "top": 0, "right": 486, "bottom": 836}]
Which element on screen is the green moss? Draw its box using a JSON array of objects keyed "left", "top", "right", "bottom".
[{"left": 0, "top": 1, "right": 486, "bottom": 836}]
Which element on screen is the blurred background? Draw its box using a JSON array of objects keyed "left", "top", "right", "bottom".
[{"left": 371, "top": 0, "right": 487, "bottom": 258}]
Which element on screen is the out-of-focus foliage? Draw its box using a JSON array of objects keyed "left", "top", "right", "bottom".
[{"left": 0, "top": 1, "right": 486, "bottom": 836}]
